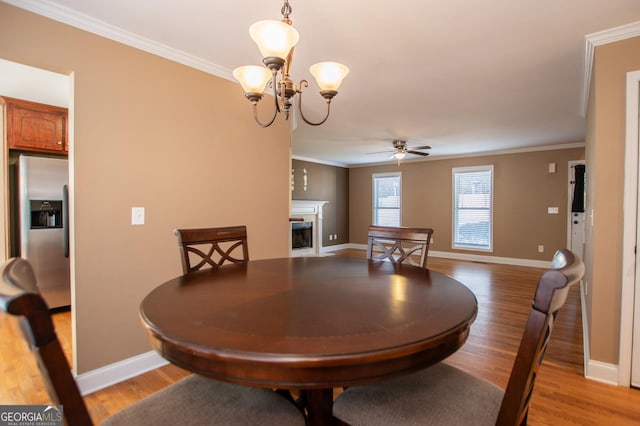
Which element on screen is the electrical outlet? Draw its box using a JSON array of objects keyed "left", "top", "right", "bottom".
[
  {"left": 131, "top": 207, "right": 145, "bottom": 225},
  {"left": 329, "top": 235, "right": 333, "bottom": 241},
  {"left": 547, "top": 207, "right": 559, "bottom": 214},
  {"left": 333, "top": 234, "right": 337, "bottom": 240},
  {"left": 538, "top": 245, "right": 544, "bottom": 253}
]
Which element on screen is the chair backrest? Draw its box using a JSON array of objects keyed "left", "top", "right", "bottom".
[
  {"left": 174, "top": 226, "right": 249, "bottom": 274},
  {"left": 496, "top": 249, "right": 585, "bottom": 426},
  {"left": 0, "top": 258, "right": 93, "bottom": 426},
  {"left": 366, "top": 225, "right": 434, "bottom": 268}
]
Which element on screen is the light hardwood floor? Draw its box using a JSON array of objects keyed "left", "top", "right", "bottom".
[{"left": 1, "top": 251, "right": 639, "bottom": 425}]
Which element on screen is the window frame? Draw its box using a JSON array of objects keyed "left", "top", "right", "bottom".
[
  {"left": 372, "top": 172, "right": 402, "bottom": 227},
  {"left": 452, "top": 165, "right": 494, "bottom": 252}
]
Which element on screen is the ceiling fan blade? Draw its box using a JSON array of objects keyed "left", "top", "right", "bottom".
[
  {"left": 407, "top": 150, "right": 430, "bottom": 157},
  {"left": 367, "top": 150, "right": 394, "bottom": 155},
  {"left": 410, "top": 145, "right": 431, "bottom": 150}
]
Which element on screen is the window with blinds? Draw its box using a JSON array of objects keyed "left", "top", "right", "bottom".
[
  {"left": 452, "top": 165, "right": 493, "bottom": 251},
  {"left": 373, "top": 172, "right": 401, "bottom": 226}
]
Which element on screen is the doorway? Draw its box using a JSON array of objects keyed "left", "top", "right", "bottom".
[
  {"left": 0, "top": 59, "right": 70, "bottom": 252},
  {"left": 621, "top": 69, "right": 640, "bottom": 388},
  {"left": 0, "top": 57, "right": 74, "bottom": 360},
  {"left": 567, "top": 159, "right": 587, "bottom": 376},
  {"left": 567, "top": 160, "right": 586, "bottom": 260}
]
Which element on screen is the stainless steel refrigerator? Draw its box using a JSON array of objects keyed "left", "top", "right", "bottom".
[{"left": 18, "top": 154, "right": 70, "bottom": 309}]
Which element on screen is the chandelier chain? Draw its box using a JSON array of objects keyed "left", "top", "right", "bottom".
[{"left": 281, "top": 1, "right": 292, "bottom": 19}]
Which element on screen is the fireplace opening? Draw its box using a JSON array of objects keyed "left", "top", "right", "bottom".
[{"left": 292, "top": 222, "right": 313, "bottom": 250}]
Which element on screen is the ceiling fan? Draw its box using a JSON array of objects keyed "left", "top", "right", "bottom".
[{"left": 370, "top": 140, "right": 431, "bottom": 162}]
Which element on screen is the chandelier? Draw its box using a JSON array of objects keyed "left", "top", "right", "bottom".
[{"left": 233, "top": 1, "right": 349, "bottom": 127}]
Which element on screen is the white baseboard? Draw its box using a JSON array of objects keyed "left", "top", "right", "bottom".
[
  {"left": 76, "top": 350, "right": 168, "bottom": 395},
  {"left": 578, "top": 283, "right": 620, "bottom": 385},
  {"left": 428, "top": 250, "right": 550, "bottom": 268},
  {"left": 321, "top": 243, "right": 353, "bottom": 253},
  {"left": 580, "top": 280, "right": 590, "bottom": 378},
  {"left": 341, "top": 243, "right": 367, "bottom": 251},
  {"left": 586, "top": 360, "right": 619, "bottom": 385},
  {"left": 332, "top": 244, "right": 551, "bottom": 268}
]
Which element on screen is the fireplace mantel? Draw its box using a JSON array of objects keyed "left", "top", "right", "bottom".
[
  {"left": 290, "top": 200, "right": 329, "bottom": 257},
  {"left": 291, "top": 200, "right": 329, "bottom": 218}
]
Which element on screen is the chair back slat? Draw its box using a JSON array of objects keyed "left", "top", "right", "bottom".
[
  {"left": 0, "top": 258, "right": 93, "bottom": 426},
  {"left": 174, "top": 226, "right": 249, "bottom": 274},
  {"left": 496, "top": 249, "right": 584, "bottom": 426},
  {"left": 366, "top": 225, "right": 433, "bottom": 268}
]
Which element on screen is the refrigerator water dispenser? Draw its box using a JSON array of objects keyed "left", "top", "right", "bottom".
[{"left": 30, "top": 200, "right": 63, "bottom": 229}]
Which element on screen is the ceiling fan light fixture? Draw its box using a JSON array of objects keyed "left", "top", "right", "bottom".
[
  {"left": 369, "top": 140, "right": 430, "bottom": 163},
  {"left": 234, "top": 0, "right": 349, "bottom": 128},
  {"left": 393, "top": 151, "right": 407, "bottom": 160}
]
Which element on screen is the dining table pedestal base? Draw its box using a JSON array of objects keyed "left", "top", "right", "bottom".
[{"left": 306, "top": 389, "right": 334, "bottom": 426}]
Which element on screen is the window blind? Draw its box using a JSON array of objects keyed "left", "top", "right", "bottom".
[
  {"left": 373, "top": 173, "right": 401, "bottom": 226},
  {"left": 453, "top": 166, "right": 493, "bottom": 250}
]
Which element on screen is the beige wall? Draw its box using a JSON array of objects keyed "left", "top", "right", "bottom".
[
  {"left": 585, "top": 36, "right": 640, "bottom": 364},
  {"left": 0, "top": 4, "right": 291, "bottom": 373},
  {"left": 350, "top": 148, "right": 584, "bottom": 261}
]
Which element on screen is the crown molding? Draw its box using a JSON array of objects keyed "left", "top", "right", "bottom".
[
  {"left": 291, "top": 155, "right": 348, "bottom": 168},
  {"left": 581, "top": 20, "right": 640, "bottom": 117},
  {"left": 349, "top": 142, "right": 585, "bottom": 168},
  {"left": 2, "top": 0, "right": 234, "bottom": 81}
]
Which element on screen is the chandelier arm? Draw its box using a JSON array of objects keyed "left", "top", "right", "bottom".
[
  {"left": 252, "top": 103, "right": 278, "bottom": 128},
  {"left": 269, "top": 73, "right": 283, "bottom": 114},
  {"left": 252, "top": 101, "right": 279, "bottom": 128},
  {"left": 297, "top": 80, "right": 332, "bottom": 126}
]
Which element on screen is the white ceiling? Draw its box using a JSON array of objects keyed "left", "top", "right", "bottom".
[
  {"left": 4, "top": 0, "right": 640, "bottom": 166},
  {"left": 0, "top": 58, "right": 69, "bottom": 108}
]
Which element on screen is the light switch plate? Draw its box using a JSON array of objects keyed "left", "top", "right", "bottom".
[
  {"left": 132, "top": 207, "right": 145, "bottom": 225},
  {"left": 547, "top": 207, "right": 559, "bottom": 214}
]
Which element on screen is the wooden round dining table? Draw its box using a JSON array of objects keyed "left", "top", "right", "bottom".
[{"left": 139, "top": 256, "right": 478, "bottom": 426}]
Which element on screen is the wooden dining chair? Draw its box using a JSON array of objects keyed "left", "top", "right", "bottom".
[
  {"left": 366, "top": 225, "right": 434, "bottom": 268},
  {"left": 333, "top": 248, "right": 585, "bottom": 426},
  {"left": 174, "top": 225, "right": 249, "bottom": 274},
  {"left": 0, "top": 257, "right": 305, "bottom": 426}
]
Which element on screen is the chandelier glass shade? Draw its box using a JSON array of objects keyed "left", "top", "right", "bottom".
[
  {"left": 233, "top": 1, "right": 349, "bottom": 127},
  {"left": 249, "top": 20, "right": 299, "bottom": 59},
  {"left": 232, "top": 66, "right": 272, "bottom": 94},
  {"left": 310, "top": 62, "right": 350, "bottom": 92}
]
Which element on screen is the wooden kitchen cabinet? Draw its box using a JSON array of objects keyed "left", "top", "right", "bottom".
[{"left": 1, "top": 97, "right": 68, "bottom": 154}]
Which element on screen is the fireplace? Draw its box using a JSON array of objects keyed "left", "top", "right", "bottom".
[
  {"left": 291, "top": 222, "right": 313, "bottom": 250},
  {"left": 290, "top": 200, "right": 328, "bottom": 257}
]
